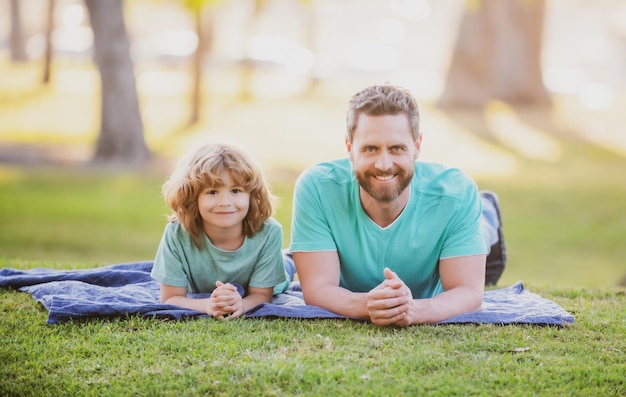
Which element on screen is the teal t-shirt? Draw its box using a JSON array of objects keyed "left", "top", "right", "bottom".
[
  {"left": 151, "top": 218, "right": 289, "bottom": 295},
  {"left": 289, "top": 158, "right": 487, "bottom": 298}
]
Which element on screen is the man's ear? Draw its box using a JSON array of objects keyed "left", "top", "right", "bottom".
[
  {"left": 414, "top": 134, "right": 423, "bottom": 159},
  {"left": 345, "top": 136, "right": 352, "bottom": 153}
]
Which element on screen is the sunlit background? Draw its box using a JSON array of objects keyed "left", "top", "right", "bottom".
[
  {"left": 1, "top": 0, "right": 625, "bottom": 173},
  {"left": 6, "top": 0, "right": 624, "bottom": 98},
  {"left": 0, "top": 0, "right": 625, "bottom": 288}
]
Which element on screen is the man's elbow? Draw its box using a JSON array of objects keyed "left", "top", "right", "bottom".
[
  {"left": 301, "top": 289, "right": 320, "bottom": 306},
  {"left": 468, "top": 288, "right": 484, "bottom": 312},
  {"left": 300, "top": 283, "right": 333, "bottom": 308}
]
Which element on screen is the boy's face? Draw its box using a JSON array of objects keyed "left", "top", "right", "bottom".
[{"left": 197, "top": 171, "right": 250, "bottom": 238}]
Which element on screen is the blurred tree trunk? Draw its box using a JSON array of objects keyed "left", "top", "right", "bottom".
[
  {"left": 299, "top": 0, "right": 319, "bottom": 89},
  {"left": 42, "top": 0, "right": 55, "bottom": 84},
  {"left": 239, "top": 0, "right": 270, "bottom": 101},
  {"left": 438, "top": 0, "right": 551, "bottom": 108},
  {"left": 10, "top": 0, "right": 28, "bottom": 62},
  {"left": 84, "top": 0, "right": 149, "bottom": 165},
  {"left": 190, "top": 6, "right": 214, "bottom": 125},
  {"left": 190, "top": 6, "right": 203, "bottom": 125},
  {"left": 184, "top": 0, "right": 219, "bottom": 125}
]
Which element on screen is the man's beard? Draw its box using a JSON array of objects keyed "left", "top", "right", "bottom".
[{"left": 355, "top": 168, "right": 412, "bottom": 202}]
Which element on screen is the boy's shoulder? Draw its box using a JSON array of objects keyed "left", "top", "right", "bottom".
[
  {"left": 264, "top": 217, "right": 282, "bottom": 229},
  {"left": 164, "top": 219, "right": 185, "bottom": 234}
]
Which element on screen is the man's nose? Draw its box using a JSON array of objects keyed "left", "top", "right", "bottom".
[{"left": 375, "top": 152, "right": 392, "bottom": 170}]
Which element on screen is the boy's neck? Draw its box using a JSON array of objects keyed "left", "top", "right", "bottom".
[{"left": 204, "top": 226, "right": 245, "bottom": 251}]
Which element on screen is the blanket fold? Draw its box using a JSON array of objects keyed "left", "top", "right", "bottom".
[{"left": 0, "top": 262, "right": 574, "bottom": 326}]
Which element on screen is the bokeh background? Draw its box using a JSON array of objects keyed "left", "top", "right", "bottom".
[{"left": 1, "top": 0, "right": 625, "bottom": 288}]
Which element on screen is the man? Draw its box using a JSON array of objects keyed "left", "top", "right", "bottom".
[{"left": 289, "top": 83, "right": 505, "bottom": 326}]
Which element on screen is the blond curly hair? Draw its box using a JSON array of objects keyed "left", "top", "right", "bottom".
[{"left": 162, "top": 143, "right": 276, "bottom": 249}]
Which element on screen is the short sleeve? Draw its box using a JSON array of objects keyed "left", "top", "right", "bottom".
[
  {"left": 248, "top": 221, "right": 288, "bottom": 289},
  {"left": 439, "top": 180, "right": 487, "bottom": 259},
  {"left": 151, "top": 223, "right": 190, "bottom": 288},
  {"left": 289, "top": 167, "right": 338, "bottom": 252}
]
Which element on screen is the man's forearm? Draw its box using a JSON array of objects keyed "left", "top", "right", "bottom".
[
  {"left": 303, "top": 285, "right": 371, "bottom": 320},
  {"left": 409, "top": 285, "right": 483, "bottom": 324}
]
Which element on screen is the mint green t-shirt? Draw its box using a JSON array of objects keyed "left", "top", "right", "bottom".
[
  {"left": 151, "top": 218, "right": 289, "bottom": 296},
  {"left": 289, "top": 159, "right": 487, "bottom": 299}
]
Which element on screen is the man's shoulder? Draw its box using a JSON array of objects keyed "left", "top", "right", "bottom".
[
  {"left": 416, "top": 160, "right": 470, "bottom": 177},
  {"left": 298, "top": 158, "right": 352, "bottom": 184},
  {"left": 415, "top": 161, "right": 477, "bottom": 198}
]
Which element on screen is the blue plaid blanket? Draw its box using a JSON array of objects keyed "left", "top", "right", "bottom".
[{"left": 0, "top": 262, "right": 574, "bottom": 326}]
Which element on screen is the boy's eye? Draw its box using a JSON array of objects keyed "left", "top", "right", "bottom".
[
  {"left": 208, "top": 190, "right": 218, "bottom": 195},
  {"left": 232, "top": 188, "right": 244, "bottom": 194}
]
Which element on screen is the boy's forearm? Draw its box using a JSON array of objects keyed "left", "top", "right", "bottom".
[
  {"left": 241, "top": 293, "right": 272, "bottom": 313},
  {"left": 164, "top": 295, "right": 212, "bottom": 314}
]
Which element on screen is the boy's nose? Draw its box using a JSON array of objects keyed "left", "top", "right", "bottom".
[{"left": 218, "top": 195, "right": 231, "bottom": 207}]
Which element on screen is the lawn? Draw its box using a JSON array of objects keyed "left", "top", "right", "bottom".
[
  {"left": 1, "top": 281, "right": 624, "bottom": 396},
  {"left": 1, "top": 58, "right": 625, "bottom": 395}
]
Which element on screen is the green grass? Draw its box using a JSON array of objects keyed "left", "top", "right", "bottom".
[
  {"left": 477, "top": 140, "right": 626, "bottom": 289},
  {"left": 1, "top": 284, "right": 624, "bottom": 396}
]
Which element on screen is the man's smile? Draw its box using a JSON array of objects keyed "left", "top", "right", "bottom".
[{"left": 374, "top": 174, "right": 395, "bottom": 181}]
